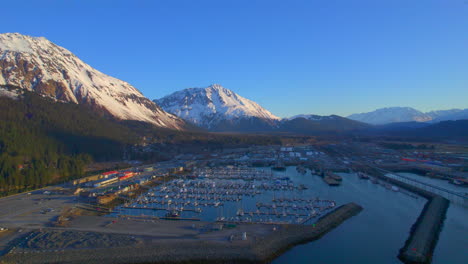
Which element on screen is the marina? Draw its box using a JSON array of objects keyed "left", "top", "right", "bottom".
[
  {"left": 111, "top": 167, "right": 336, "bottom": 225},
  {"left": 107, "top": 166, "right": 467, "bottom": 264}
]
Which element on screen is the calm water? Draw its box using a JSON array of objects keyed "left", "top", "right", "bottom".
[
  {"left": 113, "top": 167, "right": 467, "bottom": 263},
  {"left": 272, "top": 168, "right": 468, "bottom": 264}
]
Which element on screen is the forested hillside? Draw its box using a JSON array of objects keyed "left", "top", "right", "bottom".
[{"left": 0, "top": 85, "right": 138, "bottom": 195}]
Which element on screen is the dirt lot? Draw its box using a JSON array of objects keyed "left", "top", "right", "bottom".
[
  {"left": 21, "top": 230, "right": 143, "bottom": 250},
  {"left": 0, "top": 188, "right": 78, "bottom": 229}
]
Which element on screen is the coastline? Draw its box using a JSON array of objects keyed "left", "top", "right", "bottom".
[{"left": 0, "top": 203, "right": 363, "bottom": 264}]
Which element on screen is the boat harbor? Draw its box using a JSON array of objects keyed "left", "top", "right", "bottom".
[{"left": 111, "top": 167, "right": 336, "bottom": 225}]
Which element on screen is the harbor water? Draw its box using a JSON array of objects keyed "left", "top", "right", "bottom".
[
  {"left": 112, "top": 167, "right": 467, "bottom": 263},
  {"left": 273, "top": 169, "right": 467, "bottom": 264}
]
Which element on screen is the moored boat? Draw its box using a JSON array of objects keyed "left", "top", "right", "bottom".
[
  {"left": 358, "top": 172, "right": 370, "bottom": 180},
  {"left": 327, "top": 171, "right": 342, "bottom": 182},
  {"left": 165, "top": 210, "right": 180, "bottom": 218},
  {"left": 272, "top": 162, "right": 286, "bottom": 171}
]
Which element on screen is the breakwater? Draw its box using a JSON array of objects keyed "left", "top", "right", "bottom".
[
  {"left": 398, "top": 196, "right": 449, "bottom": 264},
  {"left": 253, "top": 202, "right": 363, "bottom": 262},
  {"left": 362, "top": 167, "right": 450, "bottom": 264}
]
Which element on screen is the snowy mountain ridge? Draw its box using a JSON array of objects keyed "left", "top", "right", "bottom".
[
  {"left": 347, "top": 107, "right": 468, "bottom": 125},
  {"left": 286, "top": 114, "right": 340, "bottom": 121},
  {"left": 155, "top": 84, "right": 280, "bottom": 130},
  {"left": 0, "top": 33, "right": 185, "bottom": 129}
]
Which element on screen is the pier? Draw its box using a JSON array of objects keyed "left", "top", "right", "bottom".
[
  {"left": 121, "top": 206, "right": 201, "bottom": 213},
  {"left": 385, "top": 172, "right": 467, "bottom": 206},
  {"left": 369, "top": 165, "right": 467, "bottom": 206}
]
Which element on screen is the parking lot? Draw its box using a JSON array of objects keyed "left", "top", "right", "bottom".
[{"left": 0, "top": 188, "right": 77, "bottom": 229}]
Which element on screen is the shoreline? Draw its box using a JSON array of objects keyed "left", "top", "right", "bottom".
[{"left": 1, "top": 203, "right": 363, "bottom": 264}]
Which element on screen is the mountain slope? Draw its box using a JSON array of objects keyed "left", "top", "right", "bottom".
[
  {"left": 370, "top": 121, "right": 431, "bottom": 132},
  {"left": 412, "top": 120, "right": 468, "bottom": 139},
  {"left": 155, "top": 84, "right": 280, "bottom": 132},
  {"left": 364, "top": 120, "right": 468, "bottom": 141},
  {"left": 0, "top": 84, "right": 139, "bottom": 194},
  {"left": 280, "top": 115, "right": 370, "bottom": 135},
  {"left": 347, "top": 107, "right": 432, "bottom": 125},
  {"left": 0, "top": 33, "right": 185, "bottom": 129}
]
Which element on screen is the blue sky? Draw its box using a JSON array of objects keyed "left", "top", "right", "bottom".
[{"left": 1, "top": 0, "right": 467, "bottom": 117}]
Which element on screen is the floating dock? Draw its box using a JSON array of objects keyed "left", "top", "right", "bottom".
[
  {"left": 160, "top": 217, "right": 201, "bottom": 221},
  {"left": 323, "top": 175, "right": 341, "bottom": 186}
]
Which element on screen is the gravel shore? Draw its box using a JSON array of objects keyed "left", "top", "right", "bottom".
[{"left": 1, "top": 203, "right": 362, "bottom": 264}]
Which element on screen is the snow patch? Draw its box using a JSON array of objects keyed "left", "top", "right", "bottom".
[{"left": 0, "top": 87, "right": 20, "bottom": 99}]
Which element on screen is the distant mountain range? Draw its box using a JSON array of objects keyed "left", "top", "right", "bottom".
[
  {"left": 364, "top": 119, "right": 468, "bottom": 141},
  {"left": 1, "top": 33, "right": 466, "bottom": 138},
  {"left": 156, "top": 85, "right": 369, "bottom": 134},
  {"left": 0, "top": 33, "right": 187, "bottom": 130},
  {"left": 347, "top": 107, "right": 468, "bottom": 125},
  {"left": 156, "top": 86, "right": 468, "bottom": 136}
]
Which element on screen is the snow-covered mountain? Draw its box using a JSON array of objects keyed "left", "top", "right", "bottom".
[
  {"left": 286, "top": 114, "right": 340, "bottom": 121},
  {"left": 426, "top": 109, "right": 463, "bottom": 120},
  {"left": 427, "top": 109, "right": 468, "bottom": 123},
  {"left": 348, "top": 107, "right": 468, "bottom": 125},
  {"left": 347, "top": 107, "right": 432, "bottom": 125},
  {"left": 0, "top": 33, "right": 186, "bottom": 129},
  {"left": 155, "top": 84, "right": 280, "bottom": 132}
]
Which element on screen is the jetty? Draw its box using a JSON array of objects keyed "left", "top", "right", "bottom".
[
  {"left": 398, "top": 196, "right": 449, "bottom": 264},
  {"left": 357, "top": 165, "right": 451, "bottom": 264}
]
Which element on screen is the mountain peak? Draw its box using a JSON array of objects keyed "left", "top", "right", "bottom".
[
  {"left": 155, "top": 85, "right": 280, "bottom": 131},
  {"left": 0, "top": 33, "right": 59, "bottom": 54},
  {"left": 208, "top": 83, "right": 224, "bottom": 90}
]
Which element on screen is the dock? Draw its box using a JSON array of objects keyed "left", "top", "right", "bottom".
[
  {"left": 121, "top": 206, "right": 201, "bottom": 213},
  {"left": 160, "top": 217, "right": 201, "bottom": 221},
  {"left": 323, "top": 175, "right": 341, "bottom": 186}
]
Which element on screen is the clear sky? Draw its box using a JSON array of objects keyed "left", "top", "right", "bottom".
[{"left": 1, "top": 0, "right": 467, "bottom": 117}]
